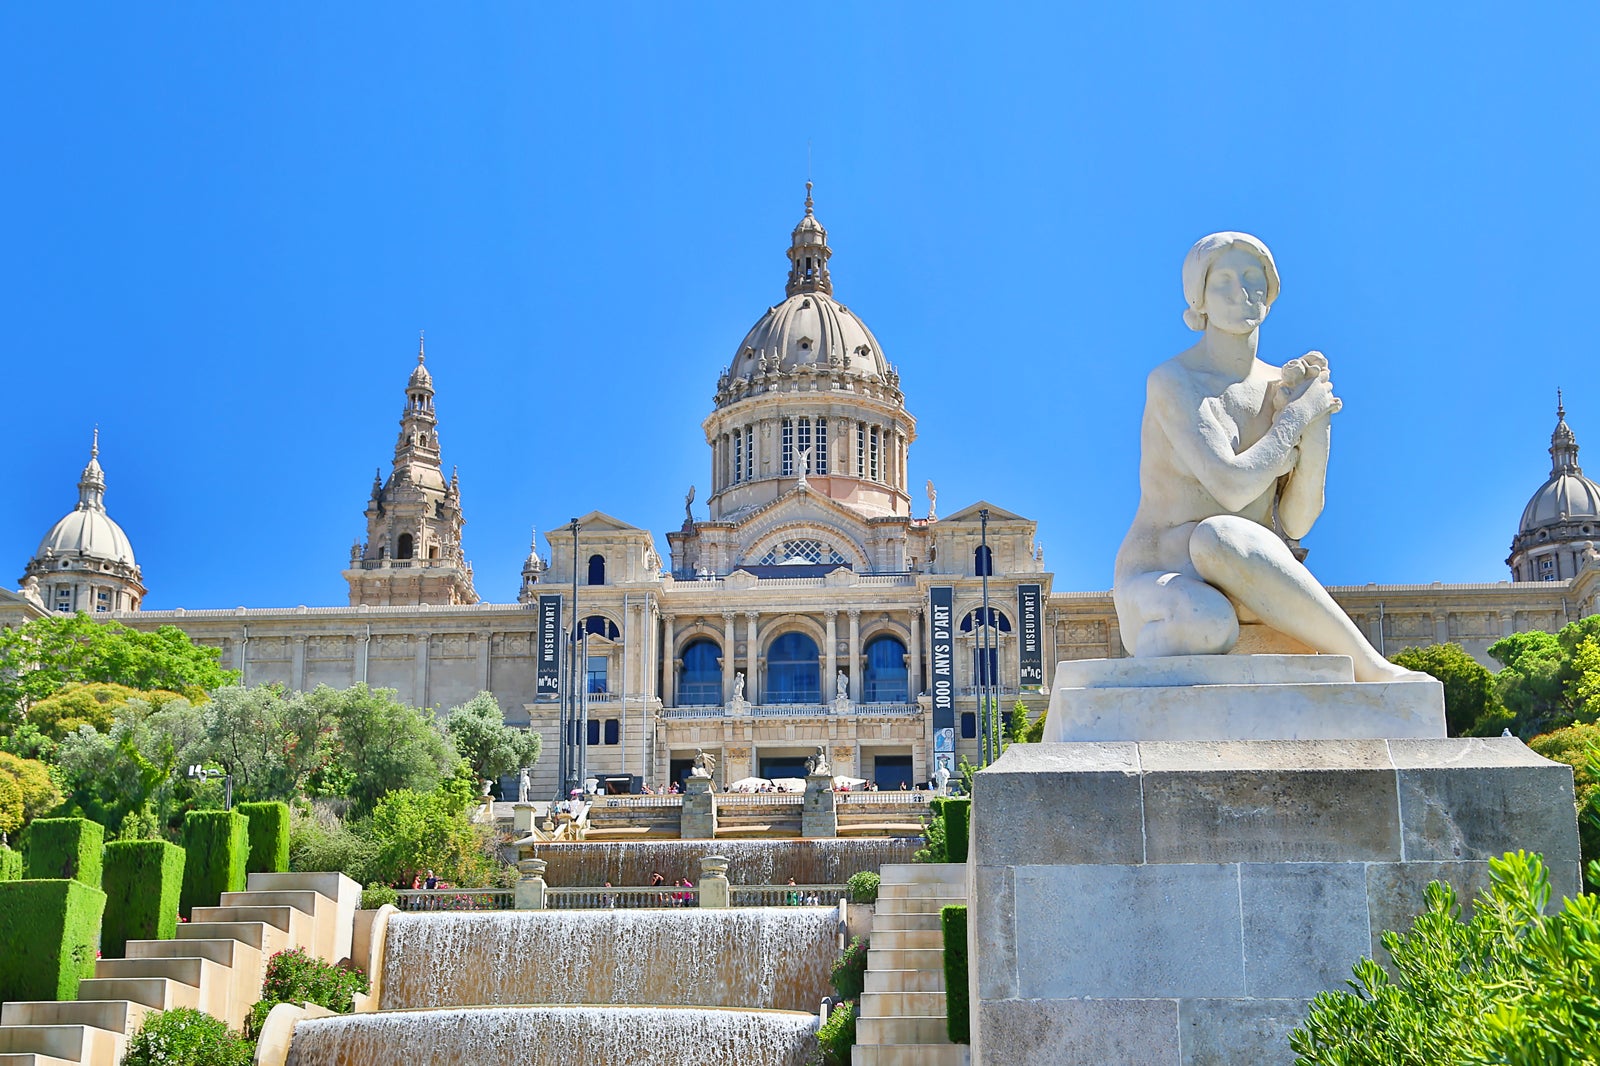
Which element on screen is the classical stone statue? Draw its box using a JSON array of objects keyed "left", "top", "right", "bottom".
[
  {"left": 19, "top": 575, "right": 42, "bottom": 609},
  {"left": 806, "top": 745, "right": 831, "bottom": 777},
  {"left": 836, "top": 669, "right": 849, "bottom": 703},
  {"left": 1112, "top": 232, "right": 1410, "bottom": 683},
  {"left": 926, "top": 479, "right": 938, "bottom": 521},
  {"left": 517, "top": 767, "right": 531, "bottom": 804},
  {"left": 732, "top": 671, "right": 745, "bottom": 702},
  {"left": 796, "top": 447, "right": 811, "bottom": 489},
  {"left": 691, "top": 748, "right": 716, "bottom": 778},
  {"left": 683, "top": 485, "right": 696, "bottom": 523}
]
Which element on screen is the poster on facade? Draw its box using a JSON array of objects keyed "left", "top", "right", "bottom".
[
  {"left": 935, "top": 726, "right": 954, "bottom": 753},
  {"left": 929, "top": 585, "right": 954, "bottom": 732},
  {"left": 537, "top": 594, "right": 562, "bottom": 700},
  {"left": 1017, "top": 582, "right": 1044, "bottom": 687}
]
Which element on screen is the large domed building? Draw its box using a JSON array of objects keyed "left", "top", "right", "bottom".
[
  {"left": 1508, "top": 393, "right": 1600, "bottom": 582},
  {"left": 19, "top": 431, "right": 144, "bottom": 614},
  {"left": 6, "top": 190, "right": 1600, "bottom": 795}
]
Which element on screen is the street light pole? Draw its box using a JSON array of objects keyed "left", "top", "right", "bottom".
[
  {"left": 566, "top": 517, "right": 581, "bottom": 800},
  {"left": 979, "top": 507, "right": 993, "bottom": 766}
]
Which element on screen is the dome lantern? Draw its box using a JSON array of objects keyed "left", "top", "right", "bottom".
[{"left": 785, "top": 182, "right": 833, "bottom": 297}]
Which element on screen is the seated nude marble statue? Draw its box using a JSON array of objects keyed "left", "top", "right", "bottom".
[{"left": 1112, "top": 232, "right": 1410, "bottom": 683}]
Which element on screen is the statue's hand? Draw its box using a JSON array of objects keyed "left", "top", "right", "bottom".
[{"left": 1286, "top": 372, "right": 1339, "bottom": 422}]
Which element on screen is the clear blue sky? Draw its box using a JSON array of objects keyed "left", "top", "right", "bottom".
[{"left": 4, "top": 5, "right": 1595, "bottom": 609}]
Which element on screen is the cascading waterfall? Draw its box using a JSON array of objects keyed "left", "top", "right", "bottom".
[
  {"left": 284, "top": 907, "right": 838, "bottom": 1066},
  {"left": 284, "top": 1006, "right": 819, "bottom": 1066},
  {"left": 380, "top": 908, "right": 836, "bottom": 1011},
  {"left": 526, "top": 837, "right": 918, "bottom": 887}
]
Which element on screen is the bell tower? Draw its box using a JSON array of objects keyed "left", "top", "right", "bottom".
[{"left": 343, "top": 335, "right": 478, "bottom": 605}]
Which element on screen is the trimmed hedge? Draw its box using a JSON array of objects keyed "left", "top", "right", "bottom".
[
  {"left": 24, "top": 817, "right": 104, "bottom": 887},
  {"left": 103, "top": 840, "right": 186, "bottom": 958},
  {"left": 237, "top": 801, "right": 290, "bottom": 874},
  {"left": 180, "top": 810, "right": 249, "bottom": 919},
  {"left": 930, "top": 797, "right": 970, "bottom": 863},
  {"left": 942, "top": 904, "right": 970, "bottom": 1044},
  {"left": 0, "top": 879, "right": 107, "bottom": 1002},
  {"left": 0, "top": 846, "right": 20, "bottom": 882}
]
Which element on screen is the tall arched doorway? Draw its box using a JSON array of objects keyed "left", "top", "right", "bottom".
[{"left": 766, "top": 632, "right": 821, "bottom": 704}]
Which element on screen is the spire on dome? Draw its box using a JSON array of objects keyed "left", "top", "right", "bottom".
[
  {"left": 78, "top": 428, "right": 106, "bottom": 511},
  {"left": 785, "top": 182, "right": 833, "bottom": 297},
  {"left": 1551, "top": 388, "right": 1581, "bottom": 476}
]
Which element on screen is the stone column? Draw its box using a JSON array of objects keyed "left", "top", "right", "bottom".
[
  {"left": 291, "top": 636, "right": 307, "bottom": 692},
  {"left": 661, "top": 614, "right": 676, "bottom": 707},
  {"left": 514, "top": 858, "right": 547, "bottom": 910},
  {"left": 478, "top": 632, "right": 492, "bottom": 690},
  {"left": 848, "top": 609, "right": 862, "bottom": 702},
  {"left": 356, "top": 629, "right": 370, "bottom": 685},
  {"left": 909, "top": 607, "right": 923, "bottom": 698},
  {"left": 414, "top": 633, "right": 430, "bottom": 710},
  {"left": 698, "top": 856, "right": 730, "bottom": 908},
  {"left": 824, "top": 610, "right": 838, "bottom": 698},
  {"left": 745, "top": 612, "right": 759, "bottom": 704},
  {"left": 722, "top": 612, "right": 738, "bottom": 704}
]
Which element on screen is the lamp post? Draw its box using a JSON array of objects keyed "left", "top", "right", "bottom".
[
  {"left": 187, "top": 765, "right": 233, "bottom": 811},
  {"left": 566, "top": 517, "right": 582, "bottom": 801},
  {"left": 979, "top": 507, "right": 993, "bottom": 766}
]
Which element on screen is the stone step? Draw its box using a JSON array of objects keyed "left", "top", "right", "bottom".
[
  {"left": 868, "top": 947, "right": 946, "bottom": 972},
  {"left": 126, "top": 937, "right": 239, "bottom": 967},
  {"left": 0, "top": 1025, "right": 124, "bottom": 1064},
  {"left": 878, "top": 882, "right": 969, "bottom": 899},
  {"left": 877, "top": 863, "right": 968, "bottom": 887},
  {"left": 865, "top": 968, "right": 947, "bottom": 994},
  {"left": 75, "top": 976, "right": 199, "bottom": 1012},
  {"left": 126, "top": 936, "right": 262, "bottom": 1029},
  {"left": 189, "top": 904, "right": 303, "bottom": 935},
  {"left": 93, "top": 956, "right": 229, "bottom": 1022},
  {"left": 0, "top": 1001, "right": 146, "bottom": 1036},
  {"left": 852, "top": 1043, "right": 969, "bottom": 1066},
  {"left": 217, "top": 889, "right": 321, "bottom": 915},
  {"left": 0, "top": 1054, "right": 81, "bottom": 1066},
  {"left": 870, "top": 928, "right": 945, "bottom": 951},
  {"left": 857, "top": 1015, "right": 952, "bottom": 1046},
  {"left": 874, "top": 895, "right": 966, "bottom": 915},
  {"left": 179, "top": 920, "right": 286, "bottom": 954},
  {"left": 869, "top": 911, "right": 945, "bottom": 931},
  {"left": 859, "top": 990, "right": 948, "bottom": 1020}
]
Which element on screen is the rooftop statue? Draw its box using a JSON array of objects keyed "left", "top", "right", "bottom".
[{"left": 1112, "top": 232, "right": 1412, "bottom": 683}]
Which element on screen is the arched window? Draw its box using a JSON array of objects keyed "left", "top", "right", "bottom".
[
  {"left": 974, "top": 545, "right": 993, "bottom": 576},
  {"left": 767, "top": 632, "right": 821, "bottom": 704},
  {"left": 679, "top": 639, "right": 723, "bottom": 706},
  {"left": 588, "top": 554, "right": 606, "bottom": 585},
  {"left": 583, "top": 615, "right": 620, "bottom": 639},
  {"left": 396, "top": 533, "right": 414, "bottom": 560},
  {"left": 863, "top": 635, "right": 909, "bottom": 702},
  {"left": 960, "top": 608, "right": 1011, "bottom": 633}
]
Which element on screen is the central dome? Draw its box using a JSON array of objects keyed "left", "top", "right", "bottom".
[
  {"left": 727, "top": 291, "right": 888, "bottom": 382},
  {"left": 36, "top": 507, "right": 136, "bottom": 566}
]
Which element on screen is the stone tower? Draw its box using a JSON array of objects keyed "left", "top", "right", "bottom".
[
  {"left": 22, "top": 429, "right": 146, "bottom": 613},
  {"left": 1508, "top": 391, "right": 1600, "bottom": 582},
  {"left": 343, "top": 337, "right": 478, "bottom": 606}
]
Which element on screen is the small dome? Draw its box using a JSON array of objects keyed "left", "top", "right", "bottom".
[
  {"left": 728, "top": 291, "right": 889, "bottom": 382},
  {"left": 36, "top": 507, "right": 136, "bottom": 566},
  {"left": 1518, "top": 398, "right": 1600, "bottom": 535}
]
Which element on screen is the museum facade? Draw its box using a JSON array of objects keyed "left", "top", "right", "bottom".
[{"left": 9, "top": 191, "right": 1600, "bottom": 798}]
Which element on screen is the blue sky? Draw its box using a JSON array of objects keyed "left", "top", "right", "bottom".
[{"left": 4, "top": 5, "right": 1595, "bottom": 608}]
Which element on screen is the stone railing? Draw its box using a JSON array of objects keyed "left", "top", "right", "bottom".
[
  {"left": 729, "top": 884, "right": 847, "bottom": 907},
  {"left": 852, "top": 702, "right": 921, "bottom": 717},
  {"left": 546, "top": 885, "right": 700, "bottom": 909},
  {"left": 661, "top": 706, "right": 728, "bottom": 719},
  {"left": 714, "top": 792, "right": 805, "bottom": 805},
  {"left": 834, "top": 791, "right": 931, "bottom": 805},
  {"left": 597, "top": 794, "right": 684, "bottom": 808},
  {"left": 393, "top": 887, "right": 516, "bottom": 911},
  {"left": 661, "top": 701, "right": 921, "bottom": 719}
]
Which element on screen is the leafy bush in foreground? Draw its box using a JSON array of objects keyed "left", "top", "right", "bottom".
[
  {"left": 1290, "top": 851, "right": 1600, "bottom": 1064},
  {"left": 245, "top": 947, "right": 369, "bottom": 1040},
  {"left": 123, "top": 1007, "right": 252, "bottom": 1066},
  {"left": 846, "top": 870, "right": 880, "bottom": 904}
]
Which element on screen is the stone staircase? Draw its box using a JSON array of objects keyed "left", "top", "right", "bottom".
[
  {"left": 0, "top": 871, "right": 357, "bottom": 1066},
  {"left": 852, "top": 862, "right": 969, "bottom": 1066}
]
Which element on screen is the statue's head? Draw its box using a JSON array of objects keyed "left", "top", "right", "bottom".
[{"left": 1182, "top": 232, "right": 1280, "bottom": 333}]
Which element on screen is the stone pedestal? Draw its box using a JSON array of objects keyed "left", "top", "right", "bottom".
[
  {"left": 698, "top": 855, "right": 730, "bottom": 908},
  {"left": 1042, "top": 655, "right": 1447, "bottom": 742},
  {"left": 970, "top": 737, "right": 1581, "bottom": 1065},
  {"left": 514, "top": 858, "right": 547, "bottom": 910},
  {"left": 681, "top": 775, "right": 716, "bottom": 839},
  {"left": 802, "top": 773, "right": 837, "bottom": 838},
  {"left": 512, "top": 803, "right": 537, "bottom": 832}
]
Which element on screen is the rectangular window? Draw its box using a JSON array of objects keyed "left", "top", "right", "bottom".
[
  {"left": 733, "top": 429, "right": 744, "bottom": 483},
  {"left": 797, "top": 417, "right": 811, "bottom": 471},
  {"left": 604, "top": 719, "right": 620, "bottom": 745},
  {"left": 857, "top": 422, "right": 866, "bottom": 477},
  {"left": 587, "top": 655, "right": 608, "bottom": 695},
  {"left": 815, "top": 420, "right": 828, "bottom": 473},
  {"left": 960, "top": 711, "right": 977, "bottom": 738},
  {"left": 586, "top": 719, "right": 601, "bottom": 746},
  {"left": 744, "top": 431, "right": 754, "bottom": 481},
  {"left": 870, "top": 426, "right": 881, "bottom": 481},
  {"left": 782, "top": 418, "right": 794, "bottom": 476}
]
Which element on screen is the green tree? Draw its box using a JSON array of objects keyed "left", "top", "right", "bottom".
[
  {"left": 53, "top": 697, "right": 209, "bottom": 831},
  {"left": 0, "top": 614, "right": 236, "bottom": 720},
  {"left": 305, "top": 685, "right": 458, "bottom": 816},
  {"left": 1489, "top": 630, "right": 1571, "bottom": 737},
  {"left": 198, "top": 686, "right": 339, "bottom": 803},
  {"left": 0, "top": 752, "right": 62, "bottom": 827},
  {"left": 444, "top": 692, "right": 541, "bottom": 791},
  {"left": 1290, "top": 851, "right": 1600, "bottom": 1064},
  {"left": 1006, "top": 700, "right": 1032, "bottom": 745},
  {"left": 1528, "top": 723, "right": 1600, "bottom": 884},
  {"left": 27, "top": 682, "right": 184, "bottom": 741},
  {"left": 365, "top": 785, "right": 493, "bottom": 887},
  {"left": 1392, "top": 642, "right": 1505, "bottom": 736},
  {"left": 1572, "top": 635, "right": 1600, "bottom": 721}
]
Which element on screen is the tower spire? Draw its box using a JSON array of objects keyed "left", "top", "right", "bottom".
[
  {"left": 1551, "top": 388, "right": 1581, "bottom": 476},
  {"left": 785, "top": 181, "right": 832, "bottom": 297}
]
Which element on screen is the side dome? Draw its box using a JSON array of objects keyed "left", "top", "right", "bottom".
[
  {"left": 1518, "top": 400, "right": 1600, "bottom": 534},
  {"left": 727, "top": 291, "right": 889, "bottom": 382}
]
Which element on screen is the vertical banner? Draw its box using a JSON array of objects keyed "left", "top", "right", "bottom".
[
  {"left": 537, "top": 594, "right": 563, "bottom": 700},
  {"left": 1017, "top": 583, "right": 1044, "bottom": 687},
  {"left": 929, "top": 585, "right": 955, "bottom": 733}
]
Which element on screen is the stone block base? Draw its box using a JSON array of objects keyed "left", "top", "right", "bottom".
[
  {"left": 1041, "top": 655, "right": 1446, "bottom": 742},
  {"left": 970, "top": 738, "right": 1580, "bottom": 1066}
]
